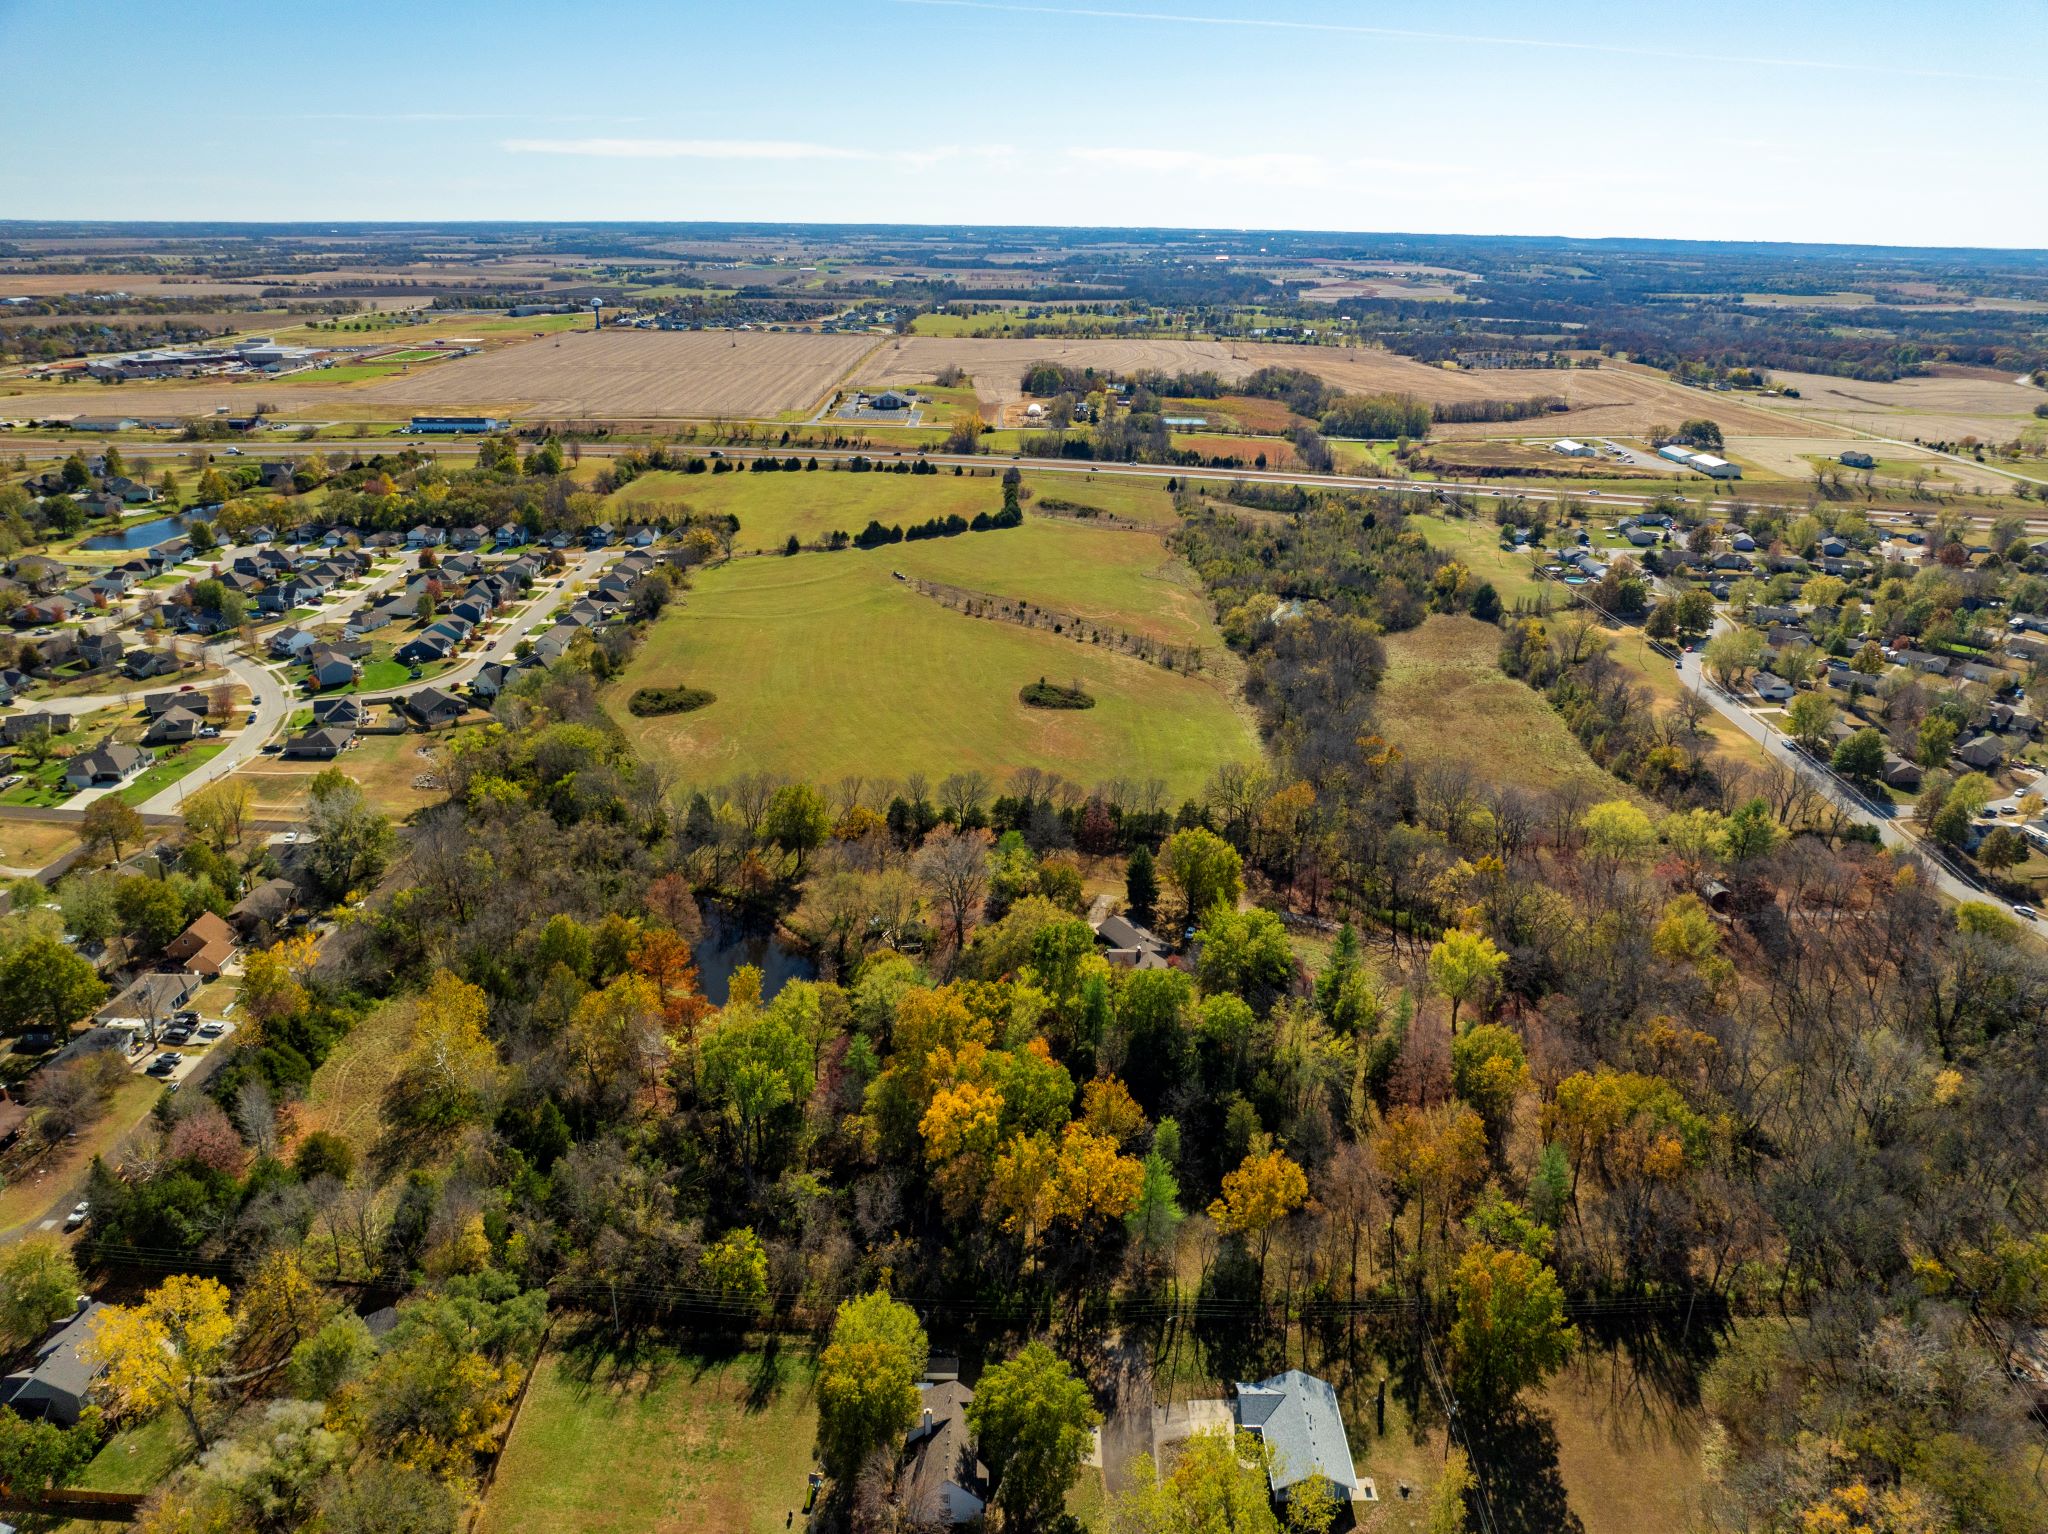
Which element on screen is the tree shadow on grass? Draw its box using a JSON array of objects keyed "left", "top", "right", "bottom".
[{"left": 1466, "top": 1406, "right": 1584, "bottom": 1534}]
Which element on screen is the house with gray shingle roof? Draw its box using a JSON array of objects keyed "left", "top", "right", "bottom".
[{"left": 1233, "top": 1370, "right": 1362, "bottom": 1509}]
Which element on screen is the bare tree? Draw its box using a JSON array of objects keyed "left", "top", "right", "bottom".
[
  {"left": 937, "top": 770, "right": 990, "bottom": 825},
  {"left": 914, "top": 825, "right": 993, "bottom": 961}
]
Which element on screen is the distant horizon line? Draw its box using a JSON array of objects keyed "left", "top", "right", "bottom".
[{"left": 0, "top": 217, "right": 2044, "bottom": 259}]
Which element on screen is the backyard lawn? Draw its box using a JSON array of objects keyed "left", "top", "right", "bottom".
[{"left": 477, "top": 1339, "right": 819, "bottom": 1534}]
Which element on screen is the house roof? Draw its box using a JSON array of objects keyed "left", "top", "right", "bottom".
[
  {"left": 231, "top": 876, "right": 298, "bottom": 928},
  {"left": 0, "top": 1302, "right": 108, "bottom": 1418},
  {"left": 165, "top": 910, "right": 234, "bottom": 964},
  {"left": 69, "top": 742, "right": 146, "bottom": 779},
  {"left": 96, "top": 970, "right": 198, "bottom": 1022},
  {"left": 1233, "top": 1370, "right": 1360, "bottom": 1495},
  {"left": 405, "top": 686, "right": 465, "bottom": 719},
  {"left": 906, "top": 1380, "right": 985, "bottom": 1522}
]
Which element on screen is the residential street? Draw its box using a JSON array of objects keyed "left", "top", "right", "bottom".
[{"left": 1674, "top": 644, "right": 1994, "bottom": 907}]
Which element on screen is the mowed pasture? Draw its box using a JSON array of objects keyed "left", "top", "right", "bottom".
[
  {"left": 604, "top": 465, "right": 1185, "bottom": 552},
  {"left": 604, "top": 540, "right": 1255, "bottom": 795},
  {"left": 1374, "top": 614, "right": 1632, "bottom": 800}
]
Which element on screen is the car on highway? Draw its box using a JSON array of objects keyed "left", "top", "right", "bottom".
[
  {"left": 223, "top": 445, "right": 242, "bottom": 455},
  {"left": 63, "top": 1201, "right": 89, "bottom": 1231},
  {"left": 2015, "top": 905, "right": 2038, "bottom": 921}
]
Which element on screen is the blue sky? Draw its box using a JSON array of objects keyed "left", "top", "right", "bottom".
[{"left": 3, "top": 0, "right": 2043, "bottom": 247}]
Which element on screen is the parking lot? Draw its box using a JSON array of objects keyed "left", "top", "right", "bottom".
[{"left": 112, "top": 1015, "right": 237, "bottom": 1084}]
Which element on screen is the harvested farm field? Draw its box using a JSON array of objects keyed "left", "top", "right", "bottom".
[
  {"left": 856, "top": 336, "right": 1249, "bottom": 411},
  {"left": 0, "top": 329, "right": 880, "bottom": 422},
  {"left": 1759, "top": 366, "right": 2048, "bottom": 443},
  {"left": 857, "top": 338, "right": 1808, "bottom": 438},
  {"left": 351, "top": 328, "right": 878, "bottom": 418}
]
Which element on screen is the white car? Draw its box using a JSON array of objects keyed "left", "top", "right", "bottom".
[
  {"left": 2014, "top": 905, "right": 2038, "bottom": 921},
  {"left": 283, "top": 829, "right": 299, "bottom": 843},
  {"left": 63, "top": 1201, "right": 89, "bottom": 1231}
]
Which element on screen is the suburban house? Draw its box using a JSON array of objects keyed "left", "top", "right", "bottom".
[
  {"left": 471, "top": 661, "right": 513, "bottom": 699},
  {"left": 284, "top": 724, "right": 355, "bottom": 759},
  {"left": 0, "top": 1300, "right": 109, "bottom": 1426},
  {"left": 1753, "top": 673, "right": 1795, "bottom": 704},
  {"left": 307, "top": 647, "right": 359, "bottom": 692},
  {"left": 164, "top": 910, "right": 236, "bottom": 976},
  {"left": 402, "top": 687, "right": 467, "bottom": 729},
  {"left": 528, "top": 626, "right": 575, "bottom": 665},
  {"left": 395, "top": 632, "right": 452, "bottom": 667},
  {"left": 63, "top": 742, "right": 149, "bottom": 790},
  {"left": 1, "top": 710, "right": 71, "bottom": 745},
  {"left": 270, "top": 625, "right": 319, "bottom": 659},
  {"left": 124, "top": 648, "right": 179, "bottom": 680},
  {"left": 144, "top": 706, "right": 206, "bottom": 745},
  {"left": 230, "top": 877, "right": 299, "bottom": 937},
  {"left": 1232, "top": 1370, "right": 1364, "bottom": 1511},
  {"left": 75, "top": 631, "right": 124, "bottom": 670},
  {"left": 407, "top": 525, "right": 444, "bottom": 549},
  {"left": 903, "top": 1379, "right": 987, "bottom": 1526},
  {"left": 1092, "top": 911, "right": 1170, "bottom": 970},
  {"left": 1955, "top": 734, "right": 2006, "bottom": 771},
  {"left": 96, "top": 970, "right": 200, "bottom": 1028},
  {"left": 311, "top": 697, "right": 367, "bottom": 728}
]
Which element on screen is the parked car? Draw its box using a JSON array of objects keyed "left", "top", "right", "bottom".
[
  {"left": 148, "top": 1052, "right": 184, "bottom": 1075},
  {"left": 175, "top": 1010, "right": 199, "bottom": 1026},
  {"left": 164, "top": 1025, "right": 194, "bottom": 1046},
  {"left": 196, "top": 1021, "right": 226, "bottom": 1041},
  {"left": 63, "top": 1201, "right": 89, "bottom": 1231}
]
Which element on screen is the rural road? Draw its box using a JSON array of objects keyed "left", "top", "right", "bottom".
[{"left": 9, "top": 430, "right": 2046, "bottom": 530}]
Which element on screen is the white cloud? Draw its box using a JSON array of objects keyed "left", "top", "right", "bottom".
[
  {"left": 1067, "top": 146, "right": 1331, "bottom": 186},
  {"left": 504, "top": 137, "right": 875, "bottom": 161}
]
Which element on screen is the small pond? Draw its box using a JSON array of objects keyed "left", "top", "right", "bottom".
[
  {"left": 81, "top": 512, "right": 189, "bottom": 551},
  {"left": 692, "top": 902, "right": 816, "bottom": 1006}
]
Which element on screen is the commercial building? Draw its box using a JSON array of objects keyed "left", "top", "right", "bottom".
[{"left": 407, "top": 416, "right": 508, "bottom": 434}]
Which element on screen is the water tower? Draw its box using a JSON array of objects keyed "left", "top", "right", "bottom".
[{"left": 590, "top": 298, "right": 603, "bottom": 331}]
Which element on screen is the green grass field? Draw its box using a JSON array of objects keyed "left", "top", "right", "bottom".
[
  {"left": 606, "top": 545, "right": 1255, "bottom": 795},
  {"left": 1375, "top": 615, "right": 1633, "bottom": 800},
  {"left": 604, "top": 466, "right": 1185, "bottom": 552},
  {"left": 477, "top": 1341, "right": 819, "bottom": 1534},
  {"left": 1407, "top": 511, "right": 1549, "bottom": 604},
  {"left": 884, "top": 518, "right": 1216, "bottom": 647}
]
